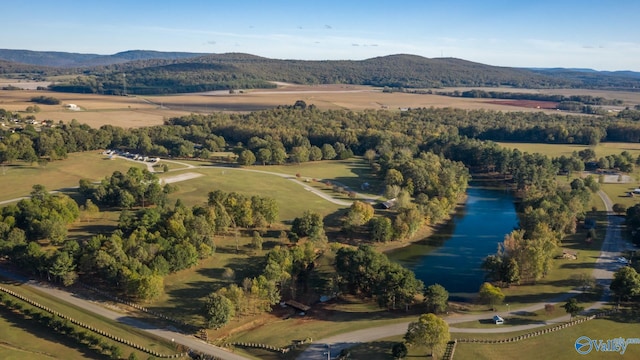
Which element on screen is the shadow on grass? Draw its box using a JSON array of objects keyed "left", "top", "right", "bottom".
[
  {"left": 558, "top": 262, "right": 594, "bottom": 270},
  {"left": 0, "top": 305, "right": 111, "bottom": 360},
  {"left": 504, "top": 292, "right": 574, "bottom": 305},
  {"left": 606, "top": 307, "right": 640, "bottom": 323}
]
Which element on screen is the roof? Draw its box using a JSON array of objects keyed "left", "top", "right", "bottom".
[{"left": 284, "top": 300, "right": 310, "bottom": 312}]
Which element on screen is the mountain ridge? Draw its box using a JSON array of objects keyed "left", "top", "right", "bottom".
[{"left": 1, "top": 49, "right": 639, "bottom": 94}]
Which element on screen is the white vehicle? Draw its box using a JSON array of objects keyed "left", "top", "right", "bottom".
[{"left": 617, "top": 257, "right": 629, "bottom": 264}]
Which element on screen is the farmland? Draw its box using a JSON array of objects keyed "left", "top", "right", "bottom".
[
  {"left": 4, "top": 83, "right": 640, "bottom": 130},
  {"left": 2, "top": 80, "right": 640, "bottom": 360}
]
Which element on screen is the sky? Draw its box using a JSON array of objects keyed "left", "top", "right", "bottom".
[{"left": 3, "top": 0, "right": 640, "bottom": 71}]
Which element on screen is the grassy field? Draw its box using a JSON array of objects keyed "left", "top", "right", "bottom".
[
  {"left": 342, "top": 314, "right": 640, "bottom": 360},
  {"left": 497, "top": 141, "right": 640, "bottom": 159},
  {"left": 162, "top": 167, "right": 343, "bottom": 221},
  {"left": 0, "top": 152, "right": 147, "bottom": 202},
  {"left": 0, "top": 307, "right": 110, "bottom": 360},
  {"left": 246, "top": 158, "right": 383, "bottom": 197},
  {"left": 0, "top": 279, "right": 180, "bottom": 358},
  {"left": 6, "top": 85, "right": 640, "bottom": 130}
]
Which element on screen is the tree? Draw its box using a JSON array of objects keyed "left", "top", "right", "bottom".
[
  {"left": 424, "top": 284, "right": 448, "bottom": 314},
  {"left": 613, "top": 203, "right": 627, "bottom": 215},
  {"left": 562, "top": 298, "right": 584, "bottom": 320},
  {"left": 610, "top": 266, "right": 640, "bottom": 302},
  {"left": 385, "top": 169, "right": 404, "bottom": 186},
  {"left": 344, "top": 201, "right": 375, "bottom": 229},
  {"left": 369, "top": 216, "right": 393, "bottom": 242},
  {"left": 321, "top": 143, "right": 337, "bottom": 160},
  {"left": 291, "top": 211, "right": 323, "bottom": 238},
  {"left": 404, "top": 313, "right": 450, "bottom": 358},
  {"left": 571, "top": 273, "right": 596, "bottom": 293},
  {"left": 256, "top": 148, "right": 272, "bottom": 165},
  {"left": 391, "top": 342, "right": 408, "bottom": 359},
  {"left": 478, "top": 282, "right": 504, "bottom": 310},
  {"left": 203, "top": 293, "right": 235, "bottom": 328},
  {"left": 251, "top": 231, "right": 263, "bottom": 251},
  {"left": 237, "top": 149, "right": 256, "bottom": 166},
  {"left": 309, "top": 145, "right": 323, "bottom": 161},
  {"left": 364, "top": 149, "right": 377, "bottom": 164}
]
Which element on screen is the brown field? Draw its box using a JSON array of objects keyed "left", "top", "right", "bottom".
[
  {"left": 487, "top": 99, "right": 559, "bottom": 109},
  {"left": 4, "top": 82, "right": 640, "bottom": 129}
]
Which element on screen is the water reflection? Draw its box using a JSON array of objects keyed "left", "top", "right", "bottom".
[{"left": 388, "top": 186, "right": 518, "bottom": 300}]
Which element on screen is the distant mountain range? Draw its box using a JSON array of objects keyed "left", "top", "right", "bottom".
[
  {"left": 0, "top": 49, "right": 207, "bottom": 67},
  {"left": 0, "top": 49, "right": 639, "bottom": 94}
]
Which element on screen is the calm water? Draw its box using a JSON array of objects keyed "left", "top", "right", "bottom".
[{"left": 388, "top": 186, "right": 518, "bottom": 299}]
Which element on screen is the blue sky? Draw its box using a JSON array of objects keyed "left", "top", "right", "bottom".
[{"left": 3, "top": 0, "right": 639, "bottom": 71}]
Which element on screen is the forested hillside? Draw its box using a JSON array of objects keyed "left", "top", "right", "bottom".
[{"left": 3, "top": 50, "right": 640, "bottom": 94}]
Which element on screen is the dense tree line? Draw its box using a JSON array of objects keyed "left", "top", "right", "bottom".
[
  {"left": 483, "top": 176, "right": 597, "bottom": 284},
  {"left": 79, "top": 167, "right": 170, "bottom": 209},
  {"left": 0, "top": 180, "right": 279, "bottom": 302},
  {"left": 438, "top": 89, "right": 623, "bottom": 105},
  {"left": 6, "top": 106, "right": 640, "bottom": 169},
  {"left": 335, "top": 245, "right": 424, "bottom": 309}
]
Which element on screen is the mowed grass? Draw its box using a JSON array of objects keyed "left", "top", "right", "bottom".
[
  {"left": 0, "top": 279, "right": 179, "bottom": 356},
  {"left": 0, "top": 152, "right": 147, "bottom": 202},
  {"left": 452, "top": 315, "right": 640, "bottom": 360},
  {"left": 247, "top": 158, "right": 383, "bottom": 197},
  {"left": 343, "top": 313, "right": 640, "bottom": 360},
  {"left": 162, "top": 167, "right": 342, "bottom": 221},
  {"left": 0, "top": 306, "right": 107, "bottom": 360},
  {"left": 149, "top": 234, "right": 279, "bottom": 326}
]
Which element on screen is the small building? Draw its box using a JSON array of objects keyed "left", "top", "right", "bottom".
[
  {"left": 380, "top": 198, "right": 397, "bottom": 209},
  {"left": 284, "top": 300, "right": 311, "bottom": 313},
  {"left": 493, "top": 315, "right": 504, "bottom": 325},
  {"left": 65, "top": 103, "right": 79, "bottom": 111}
]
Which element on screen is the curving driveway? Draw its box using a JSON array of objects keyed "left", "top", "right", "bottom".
[{"left": 0, "top": 171, "right": 632, "bottom": 360}]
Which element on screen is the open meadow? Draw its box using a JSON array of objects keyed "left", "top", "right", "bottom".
[
  {"left": 0, "top": 152, "right": 147, "bottom": 203},
  {"left": 5, "top": 83, "right": 640, "bottom": 130},
  {"left": 0, "top": 277, "right": 181, "bottom": 359}
]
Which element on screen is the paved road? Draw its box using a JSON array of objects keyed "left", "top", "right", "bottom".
[
  {"left": 0, "top": 268, "right": 250, "bottom": 360},
  {"left": 297, "top": 190, "right": 631, "bottom": 360}
]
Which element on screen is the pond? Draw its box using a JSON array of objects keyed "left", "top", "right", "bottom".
[{"left": 388, "top": 186, "right": 518, "bottom": 300}]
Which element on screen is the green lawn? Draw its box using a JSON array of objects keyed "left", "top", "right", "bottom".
[
  {"left": 148, "top": 234, "right": 282, "bottom": 326},
  {"left": 0, "top": 152, "right": 147, "bottom": 202},
  {"left": 0, "top": 279, "right": 179, "bottom": 356},
  {"left": 162, "top": 168, "right": 342, "bottom": 221},
  {"left": 246, "top": 158, "right": 383, "bottom": 196},
  {"left": 343, "top": 309, "right": 640, "bottom": 360},
  {"left": 0, "top": 305, "right": 110, "bottom": 360}
]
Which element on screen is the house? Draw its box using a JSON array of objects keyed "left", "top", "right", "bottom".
[
  {"left": 493, "top": 315, "right": 504, "bottom": 325},
  {"left": 65, "top": 104, "right": 79, "bottom": 111}
]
